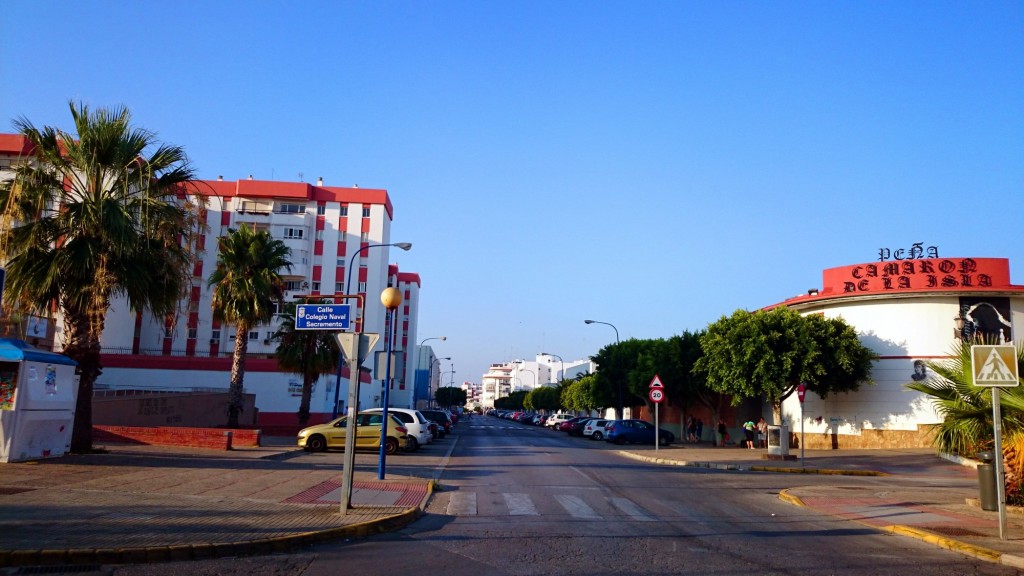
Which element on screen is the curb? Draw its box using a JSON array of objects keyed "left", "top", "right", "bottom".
[
  {"left": 618, "top": 451, "right": 886, "bottom": 476},
  {"left": 0, "top": 482, "right": 435, "bottom": 568},
  {"left": 776, "top": 489, "right": 1024, "bottom": 568}
]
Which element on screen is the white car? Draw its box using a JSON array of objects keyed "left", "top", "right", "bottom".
[
  {"left": 363, "top": 408, "right": 433, "bottom": 451},
  {"left": 546, "top": 414, "right": 574, "bottom": 429},
  {"left": 582, "top": 419, "right": 611, "bottom": 440}
]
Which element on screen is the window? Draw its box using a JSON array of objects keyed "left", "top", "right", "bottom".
[
  {"left": 273, "top": 301, "right": 287, "bottom": 314},
  {"left": 283, "top": 280, "right": 303, "bottom": 291},
  {"left": 283, "top": 227, "right": 304, "bottom": 239},
  {"left": 339, "top": 205, "right": 349, "bottom": 217},
  {"left": 248, "top": 331, "right": 259, "bottom": 341},
  {"left": 362, "top": 207, "right": 371, "bottom": 218},
  {"left": 316, "top": 204, "right": 326, "bottom": 215},
  {"left": 337, "top": 258, "right": 345, "bottom": 266},
  {"left": 360, "top": 231, "right": 369, "bottom": 242},
  {"left": 187, "top": 328, "right": 198, "bottom": 340},
  {"left": 211, "top": 330, "right": 221, "bottom": 340},
  {"left": 315, "top": 229, "right": 324, "bottom": 240},
  {"left": 358, "top": 281, "right": 367, "bottom": 293},
  {"left": 311, "top": 281, "right": 321, "bottom": 291},
  {"left": 335, "top": 282, "right": 345, "bottom": 293},
  {"left": 275, "top": 203, "right": 306, "bottom": 214}
]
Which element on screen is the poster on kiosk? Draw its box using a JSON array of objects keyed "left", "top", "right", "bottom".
[{"left": 0, "top": 338, "right": 79, "bottom": 463}]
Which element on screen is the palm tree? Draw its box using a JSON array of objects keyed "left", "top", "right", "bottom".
[
  {"left": 272, "top": 301, "right": 340, "bottom": 428},
  {"left": 208, "top": 224, "right": 292, "bottom": 427},
  {"left": 0, "top": 102, "right": 203, "bottom": 453},
  {"left": 907, "top": 339, "right": 1024, "bottom": 503}
]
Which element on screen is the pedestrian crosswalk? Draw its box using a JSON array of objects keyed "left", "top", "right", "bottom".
[{"left": 445, "top": 490, "right": 656, "bottom": 521}]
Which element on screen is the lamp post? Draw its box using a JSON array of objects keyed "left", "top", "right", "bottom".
[
  {"left": 518, "top": 367, "right": 535, "bottom": 389},
  {"left": 584, "top": 319, "right": 622, "bottom": 419},
  {"left": 429, "top": 356, "right": 450, "bottom": 408},
  {"left": 415, "top": 336, "right": 446, "bottom": 408},
  {"left": 440, "top": 368, "right": 455, "bottom": 408},
  {"left": 331, "top": 242, "right": 412, "bottom": 418},
  {"left": 378, "top": 287, "right": 402, "bottom": 480},
  {"left": 540, "top": 352, "right": 564, "bottom": 384}
]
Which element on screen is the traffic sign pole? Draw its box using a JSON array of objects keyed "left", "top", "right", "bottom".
[
  {"left": 649, "top": 375, "right": 665, "bottom": 452},
  {"left": 970, "top": 344, "right": 1019, "bottom": 540}
]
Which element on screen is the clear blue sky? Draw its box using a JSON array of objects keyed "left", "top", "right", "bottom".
[{"left": 4, "top": 2, "right": 1023, "bottom": 385}]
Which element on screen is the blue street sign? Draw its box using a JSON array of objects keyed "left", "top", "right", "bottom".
[{"left": 295, "top": 304, "right": 351, "bottom": 330}]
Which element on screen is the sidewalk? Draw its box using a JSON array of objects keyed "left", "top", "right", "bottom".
[
  {"left": 619, "top": 442, "right": 1024, "bottom": 569},
  {"left": 0, "top": 440, "right": 431, "bottom": 567}
]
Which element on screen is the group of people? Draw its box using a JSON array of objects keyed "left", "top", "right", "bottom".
[
  {"left": 686, "top": 415, "right": 769, "bottom": 448},
  {"left": 742, "top": 417, "right": 769, "bottom": 449}
]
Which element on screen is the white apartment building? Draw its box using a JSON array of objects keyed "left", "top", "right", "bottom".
[{"left": 1, "top": 133, "right": 421, "bottom": 432}]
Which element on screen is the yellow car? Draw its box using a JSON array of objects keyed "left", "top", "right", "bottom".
[{"left": 297, "top": 411, "right": 413, "bottom": 454}]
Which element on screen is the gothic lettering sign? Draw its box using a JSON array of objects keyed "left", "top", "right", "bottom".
[
  {"left": 821, "top": 258, "right": 1014, "bottom": 296},
  {"left": 877, "top": 243, "right": 939, "bottom": 262}
]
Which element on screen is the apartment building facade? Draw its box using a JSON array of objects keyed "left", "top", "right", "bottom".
[{"left": 0, "top": 134, "right": 421, "bottom": 431}]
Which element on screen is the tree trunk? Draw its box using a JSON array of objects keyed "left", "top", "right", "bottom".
[
  {"left": 772, "top": 401, "right": 783, "bottom": 426},
  {"left": 227, "top": 323, "right": 249, "bottom": 428},
  {"left": 64, "top": 305, "right": 105, "bottom": 454}
]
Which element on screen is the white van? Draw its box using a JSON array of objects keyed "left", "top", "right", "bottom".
[{"left": 364, "top": 408, "right": 433, "bottom": 450}]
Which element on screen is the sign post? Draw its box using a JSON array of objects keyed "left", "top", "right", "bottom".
[
  {"left": 335, "top": 331, "right": 379, "bottom": 515},
  {"left": 649, "top": 375, "right": 664, "bottom": 451},
  {"left": 971, "top": 344, "right": 1019, "bottom": 540},
  {"left": 797, "top": 383, "right": 806, "bottom": 468}
]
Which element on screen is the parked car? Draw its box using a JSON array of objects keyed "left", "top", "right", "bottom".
[
  {"left": 297, "top": 411, "right": 413, "bottom": 454},
  {"left": 582, "top": 419, "right": 610, "bottom": 440},
  {"left": 559, "top": 416, "right": 589, "bottom": 435},
  {"left": 604, "top": 419, "right": 675, "bottom": 445},
  {"left": 545, "top": 413, "right": 574, "bottom": 429},
  {"left": 421, "top": 409, "right": 454, "bottom": 437},
  {"left": 363, "top": 408, "right": 433, "bottom": 450}
]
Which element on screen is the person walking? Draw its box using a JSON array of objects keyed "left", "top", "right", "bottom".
[
  {"left": 717, "top": 419, "right": 727, "bottom": 447},
  {"left": 696, "top": 418, "right": 704, "bottom": 443},
  {"left": 686, "top": 416, "right": 696, "bottom": 443}
]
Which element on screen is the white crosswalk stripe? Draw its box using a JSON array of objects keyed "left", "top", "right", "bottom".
[
  {"left": 554, "top": 494, "right": 601, "bottom": 519},
  {"left": 504, "top": 493, "right": 539, "bottom": 515},
  {"left": 447, "top": 491, "right": 477, "bottom": 515},
  {"left": 445, "top": 490, "right": 655, "bottom": 520},
  {"left": 610, "top": 497, "right": 656, "bottom": 521}
]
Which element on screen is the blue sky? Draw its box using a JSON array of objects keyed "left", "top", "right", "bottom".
[{"left": 3, "top": 2, "right": 1023, "bottom": 385}]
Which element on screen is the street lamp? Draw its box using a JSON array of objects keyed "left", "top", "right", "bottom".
[
  {"left": 429, "top": 356, "right": 450, "bottom": 408},
  {"left": 378, "top": 286, "right": 402, "bottom": 480},
  {"left": 584, "top": 319, "right": 623, "bottom": 419},
  {"left": 540, "top": 351, "right": 564, "bottom": 384},
  {"left": 415, "top": 336, "right": 446, "bottom": 408},
  {"left": 518, "top": 367, "right": 536, "bottom": 389},
  {"left": 440, "top": 368, "right": 456, "bottom": 408},
  {"left": 331, "top": 242, "right": 412, "bottom": 418}
]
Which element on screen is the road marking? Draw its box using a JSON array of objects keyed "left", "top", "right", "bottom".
[
  {"left": 610, "top": 497, "right": 655, "bottom": 522},
  {"left": 504, "top": 493, "right": 539, "bottom": 515},
  {"left": 555, "top": 494, "right": 601, "bottom": 519},
  {"left": 447, "top": 491, "right": 477, "bottom": 515}
]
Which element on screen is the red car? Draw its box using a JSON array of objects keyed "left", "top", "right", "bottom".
[{"left": 558, "top": 417, "right": 589, "bottom": 434}]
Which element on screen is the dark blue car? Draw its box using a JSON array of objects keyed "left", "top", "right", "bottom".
[{"left": 604, "top": 419, "right": 675, "bottom": 446}]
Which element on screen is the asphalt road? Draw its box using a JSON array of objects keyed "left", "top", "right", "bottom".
[{"left": 109, "top": 417, "right": 1019, "bottom": 576}]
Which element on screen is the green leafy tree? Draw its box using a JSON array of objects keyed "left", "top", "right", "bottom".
[
  {"left": 495, "top": 389, "right": 528, "bottom": 410},
  {"left": 526, "top": 385, "right": 562, "bottom": 412},
  {"left": 272, "top": 301, "right": 341, "bottom": 428},
  {"left": 0, "top": 102, "right": 203, "bottom": 452},
  {"left": 907, "top": 340, "right": 1024, "bottom": 503},
  {"left": 435, "top": 386, "right": 467, "bottom": 408},
  {"left": 208, "top": 224, "right": 292, "bottom": 427},
  {"left": 697, "top": 307, "right": 875, "bottom": 424},
  {"left": 592, "top": 339, "right": 648, "bottom": 418}
]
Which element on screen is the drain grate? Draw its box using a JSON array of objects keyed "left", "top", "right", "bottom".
[
  {"left": 920, "top": 525, "right": 985, "bottom": 538},
  {"left": 0, "top": 486, "right": 34, "bottom": 495}
]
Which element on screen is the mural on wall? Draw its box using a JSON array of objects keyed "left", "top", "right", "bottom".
[
  {"left": 957, "top": 296, "right": 1013, "bottom": 343},
  {"left": 911, "top": 360, "right": 927, "bottom": 381}
]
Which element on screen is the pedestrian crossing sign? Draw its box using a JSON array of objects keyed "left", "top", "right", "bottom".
[{"left": 971, "top": 345, "right": 1019, "bottom": 387}]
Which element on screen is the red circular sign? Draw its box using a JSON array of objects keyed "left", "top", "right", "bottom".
[
  {"left": 649, "top": 389, "right": 664, "bottom": 403},
  {"left": 797, "top": 384, "right": 806, "bottom": 403}
]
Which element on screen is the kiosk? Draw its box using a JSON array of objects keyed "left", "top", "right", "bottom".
[{"left": 0, "top": 339, "right": 79, "bottom": 463}]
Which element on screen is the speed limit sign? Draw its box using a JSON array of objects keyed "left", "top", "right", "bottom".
[{"left": 649, "top": 388, "right": 664, "bottom": 403}]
